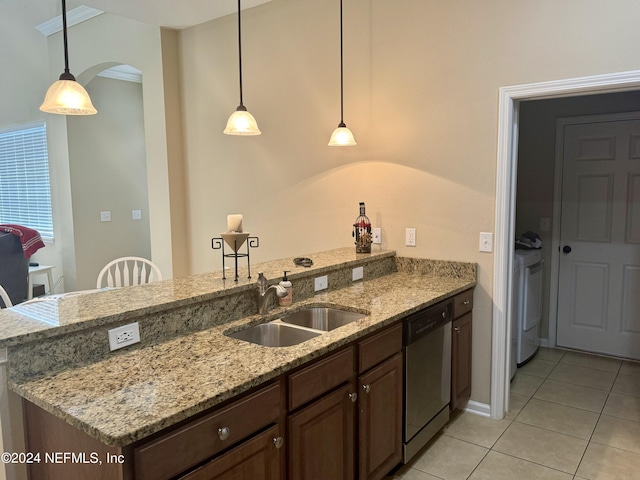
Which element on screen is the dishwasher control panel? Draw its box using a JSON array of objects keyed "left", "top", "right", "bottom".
[{"left": 403, "top": 300, "right": 452, "bottom": 345}]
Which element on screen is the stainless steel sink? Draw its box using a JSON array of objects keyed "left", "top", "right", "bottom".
[
  {"left": 279, "top": 307, "right": 366, "bottom": 331},
  {"left": 227, "top": 322, "right": 322, "bottom": 347}
]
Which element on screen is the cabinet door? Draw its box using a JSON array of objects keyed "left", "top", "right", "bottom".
[
  {"left": 451, "top": 312, "right": 472, "bottom": 411},
  {"left": 358, "top": 353, "right": 403, "bottom": 480},
  {"left": 179, "top": 424, "right": 283, "bottom": 480},
  {"left": 288, "top": 382, "right": 356, "bottom": 480}
]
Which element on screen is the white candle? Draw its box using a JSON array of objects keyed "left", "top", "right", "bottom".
[{"left": 227, "top": 214, "right": 243, "bottom": 232}]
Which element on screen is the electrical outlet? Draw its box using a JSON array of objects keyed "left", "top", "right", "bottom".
[
  {"left": 132, "top": 209, "right": 142, "bottom": 220},
  {"left": 405, "top": 228, "right": 416, "bottom": 247},
  {"left": 314, "top": 275, "right": 328, "bottom": 291},
  {"left": 100, "top": 210, "right": 111, "bottom": 222},
  {"left": 108, "top": 322, "right": 141, "bottom": 351},
  {"left": 352, "top": 266, "right": 364, "bottom": 281},
  {"left": 372, "top": 228, "right": 382, "bottom": 244},
  {"left": 479, "top": 232, "right": 493, "bottom": 252}
]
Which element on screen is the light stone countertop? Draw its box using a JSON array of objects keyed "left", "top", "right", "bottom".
[{"left": 9, "top": 270, "right": 475, "bottom": 447}]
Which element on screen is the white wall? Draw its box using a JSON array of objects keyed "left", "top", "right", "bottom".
[{"left": 177, "top": 0, "right": 640, "bottom": 405}]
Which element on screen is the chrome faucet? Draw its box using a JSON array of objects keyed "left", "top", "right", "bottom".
[{"left": 257, "top": 272, "right": 287, "bottom": 314}]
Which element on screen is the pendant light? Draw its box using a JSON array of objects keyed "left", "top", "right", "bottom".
[
  {"left": 224, "top": 0, "right": 261, "bottom": 135},
  {"left": 40, "top": 0, "right": 97, "bottom": 115},
  {"left": 328, "top": 0, "right": 356, "bottom": 146}
]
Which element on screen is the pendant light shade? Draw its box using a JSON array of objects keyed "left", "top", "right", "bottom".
[
  {"left": 224, "top": 0, "right": 261, "bottom": 136},
  {"left": 40, "top": 0, "right": 96, "bottom": 115},
  {"left": 328, "top": 0, "right": 356, "bottom": 146}
]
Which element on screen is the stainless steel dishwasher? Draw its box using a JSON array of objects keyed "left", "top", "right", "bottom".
[{"left": 403, "top": 300, "right": 452, "bottom": 463}]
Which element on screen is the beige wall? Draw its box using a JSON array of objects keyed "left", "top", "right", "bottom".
[
  {"left": 67, "top": 76, "right": 151, "bottom": 290},
  {"left": 177, "top": 0, "right": 640, "bottom": 405}
]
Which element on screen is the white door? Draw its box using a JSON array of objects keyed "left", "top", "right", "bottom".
[{"left": 557, "top": 114, "right": 640, "bottom": 360}]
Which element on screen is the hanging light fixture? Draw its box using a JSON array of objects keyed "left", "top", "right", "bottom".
[
  {"left": 328, "top": 0, "right": 356, "bottom": 146},
  {"left": 224, "top": 0, "right": 261, "bottom": 135},
  {"left": 40, "top": 0, "right": 97, "bottom": 115}
]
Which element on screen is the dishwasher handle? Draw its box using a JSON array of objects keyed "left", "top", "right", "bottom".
[{"left": 403, "top": 300, "right": 452, "bottom": 345}]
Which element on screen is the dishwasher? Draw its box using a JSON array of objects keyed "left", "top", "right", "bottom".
[{"left": 402, "top": 300, "right": 452, "bottom": 463}]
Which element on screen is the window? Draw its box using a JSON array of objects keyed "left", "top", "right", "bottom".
[{"left": 0, "top": 122, "right": 54, "bottom": 241}]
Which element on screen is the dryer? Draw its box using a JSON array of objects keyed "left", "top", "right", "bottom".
[{"left": 514, "top": 249, "right": 544, "bottom": 366}]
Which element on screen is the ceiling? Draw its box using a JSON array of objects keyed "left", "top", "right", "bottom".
[{"left": 2, "top": 0, "right": 273, "bottom": 30}]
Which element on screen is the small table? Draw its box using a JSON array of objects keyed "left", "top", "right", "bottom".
[{"left": 28, "top": 265, "right": 54, "bottom": 300}]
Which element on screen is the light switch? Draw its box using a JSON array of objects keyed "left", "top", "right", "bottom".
[
  {"left": 479, "top": 232, "right": 493, "bottom": 252},
  {"left": 100, "top": 211, "right": 111, "bottom": 222},
  {"left": 405, "top": 228, "right": 416, "bottom": 247},
  {"left": 132, "top": 209, "right": 142, "bottom": 220}
]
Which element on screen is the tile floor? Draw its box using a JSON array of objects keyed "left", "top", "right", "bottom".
[{"left": 386, "top": 347, "right": 640, "bottom": 480}]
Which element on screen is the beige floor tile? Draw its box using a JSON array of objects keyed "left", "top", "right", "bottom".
[
  {"left": 515, "top": 398, "right": 599, "bottom": 440},
  {"left": 537, "top": 347, "right": 565, "bottom": 363},
  {"left": 469, "top": 450, "right": 573, "bottom": 480},
  {"left": 612, "top": 373, "right": 640, "bottom": 398},
  {"left": 576, "top": 443, "right": 640, "bottom": 480},
  {"left": 505, "top": 393, "right": 529, "bottom": 420},
  {"left": 518, "top": 357, "right": 558, "bottom": 378},
  {"left": 602, "top": 392, "right": 640, "bottom": 422},
  {"left": 385, "top": 465, "right": 441, "bottom": 480},
  {"left": 619, "top": 360, "right": 640, "bottom": 376},
  {"left": 548, "top": 364, "right": 616, "bottom": 391},
  {"left": 560, "top": 351, "right": 622, "bottom": 373},
  {"left": 534, "top": 379, "right": 609, "bottom": 413},
  {"left": 443, "top": 411, "right": 511, "bottom": 448},
  {"left": 510, "top": 372, "right": 544, "bottom": 397},
  {"left": 493, "top": 422, "right": 587, "bottom": 474},
  {"left": 411, "top": 435, "right": 488, "bottom": 480},
  {"left": 591, "top": 414, "right": 640, "bottom": 454}
]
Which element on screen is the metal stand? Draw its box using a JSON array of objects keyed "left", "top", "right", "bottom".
[{"left": 211, "top": 236, "right": 259, "bottom": 281}]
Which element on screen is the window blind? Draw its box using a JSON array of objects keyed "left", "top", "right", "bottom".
[{"left": 0, "top": 122, "right": 54, "bottom": 241}]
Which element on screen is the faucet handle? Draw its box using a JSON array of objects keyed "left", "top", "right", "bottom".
[{"left": 257, "top": 272, "right": 267, "bottom": 284}]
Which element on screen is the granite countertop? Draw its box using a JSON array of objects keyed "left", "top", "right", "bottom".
[{"left": 9, "top": 270, "right": 475, "bottom": 447}]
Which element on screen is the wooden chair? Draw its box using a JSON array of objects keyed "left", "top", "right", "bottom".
[
  {"left": 0, "top": 284, "right": 13, "bottom": 308},
  {"left": 96, "top": 257, "right": 162, "bottom": 289}
]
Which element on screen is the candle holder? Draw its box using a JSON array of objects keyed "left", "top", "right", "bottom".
[{"left": 212, "top": 233, "right": 260, "bottom": 281}]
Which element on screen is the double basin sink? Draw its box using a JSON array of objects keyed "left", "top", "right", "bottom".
[{"left": 226, "top": 307, "right": 367, "bottom": 347}]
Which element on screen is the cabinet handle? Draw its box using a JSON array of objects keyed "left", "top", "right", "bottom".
[
  {"left": 272, "top": 436, "right": 284, "bottom": 449},
  {"left": 348, "top": 392, "right": 358, "bottom": 403},
  {"left": 362, "top": 384, "right": 371, "bottom": 394},
  {"left": 218, "top": 427, "right": 230, "bottom": 441},
  {"left": 463, "top": 300, "right": 470, "bottom": 305}
]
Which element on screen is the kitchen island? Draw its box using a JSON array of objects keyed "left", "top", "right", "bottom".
[{"left": 0, "top": 248, "right": 475, "bottom": 479}]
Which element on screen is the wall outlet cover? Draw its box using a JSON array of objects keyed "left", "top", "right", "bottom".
[
  {"left": 405, "top": 228, "right": 416, "bottom": 247},
  {"left": 100, "top": 210, "right": 111, "bottom": 222},
  {"left": 352, "top": 266, "right": 364, "bottom": 281},
  {"left": 479, "top": 232, "right": 493, "bottom": 252},
  {"left": 314, "top": 275, "right": 328, "bottom": 291},
  {"left": 372, "top": 228, "right": 382, "bottom": 244},
  {"left": 108, "top": 322, "right": 141, "bottom": 351}
]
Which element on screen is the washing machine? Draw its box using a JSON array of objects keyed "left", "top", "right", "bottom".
[{"left": 514, "top": 249, "right": 544, "bottom": 366}]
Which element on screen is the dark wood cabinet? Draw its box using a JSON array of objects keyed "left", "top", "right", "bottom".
[
  {"left": 358, "top": 352, "right": 403, "bottom": 480},
  {"left": 451, "top": 289, "right": 473, "bottom": 411}
]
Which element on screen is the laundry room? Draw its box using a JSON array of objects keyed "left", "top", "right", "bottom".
[{"left": 515, "top": 89, "right": 640, "bottom": 363}]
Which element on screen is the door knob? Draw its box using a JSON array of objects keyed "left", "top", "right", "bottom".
[{"left": 562, "top": 245, "right": 572, "bottom": 254}]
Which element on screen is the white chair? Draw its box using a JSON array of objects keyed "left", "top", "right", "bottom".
[
  {"left": 96, "top": 257, "right": 162, "bottom": 289},
  {"left": 0, "top": 285, "right": 12, "bottom": 308}
]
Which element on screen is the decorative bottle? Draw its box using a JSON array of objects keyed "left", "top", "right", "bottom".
[{"left": 353, "top": 202, "right": 372, "bottom": 253}]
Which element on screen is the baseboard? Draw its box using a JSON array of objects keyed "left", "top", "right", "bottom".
[
  {"left": 539, "top": 338, "right": 549, "bottom": 348},
  {"left": 464, "top": 400, "right": 491, "bottom": 418}
]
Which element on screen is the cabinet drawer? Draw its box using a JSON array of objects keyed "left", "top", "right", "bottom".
[
  {"left": 288, "top": 347, "right": 355, "bottom": 411},
  {"left": 134, "top": 382, "right": 280, "bottom": 480},
  {"left": 358, "top": 323, "right": 402, "bottom": 373},
  {"left": 453, "top": 289, "right": 473, "bottom": 319}
]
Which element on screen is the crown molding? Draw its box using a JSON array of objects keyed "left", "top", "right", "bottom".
[
  {"left": 36, "top": 6, "right": 104, "bottom": 37},
  {"left": 97, "top": 65, "right": 143, "bottom": 84}
]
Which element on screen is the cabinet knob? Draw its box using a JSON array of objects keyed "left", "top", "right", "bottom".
[
  {"left": 272, "top": 436, "right": 284, "bottom": 449},
  {"left": 442, "top": 311, "right": 446, "bottom": 318},
  {"left": 454, "top": 326, "right": 460, "bottom": 333},
  {"left": 218, "top": 427, "right": 230, "bottom": 441},
  {"left": 362, "top": 384, "right": 371, "bottom": 394},
  {"left": 463, "top": 300, "right": 470, "bottom": 305},
  {"left": 348, "top": 392, "right": 358, "bottom": 403}
]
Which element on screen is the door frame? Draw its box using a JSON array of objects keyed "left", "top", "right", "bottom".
[
  {"left": 491, "top": 70, "right": 640, "bottom": 419},
  {"left": 549, "top": 111, "right": 640, "bottom": 351}
]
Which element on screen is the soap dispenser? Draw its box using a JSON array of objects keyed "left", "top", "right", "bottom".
[{"left": 278, "top": 271, "right": 292, "bottom": 306}]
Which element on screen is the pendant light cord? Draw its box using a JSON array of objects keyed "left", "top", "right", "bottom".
[
  {"left": 339, "top": 0, "right": 344, "bottom": 125},
  {"left": 237, "top": 0, "right": 245, "bottom": 108},
  {"left": 62, "top": 0, "right": 70, "bottom": 74}
]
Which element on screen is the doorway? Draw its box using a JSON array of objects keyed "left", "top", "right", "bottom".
[{"left": 491, "top": 70, "right": 640, "bottom": 420}]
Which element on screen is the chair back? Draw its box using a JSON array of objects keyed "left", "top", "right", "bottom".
[
  {"left": 96, "top": 257, "right": 162, "bottom": 289},
  {"left": 0, "top": 284, "right": 13, "bottom": 308}
]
